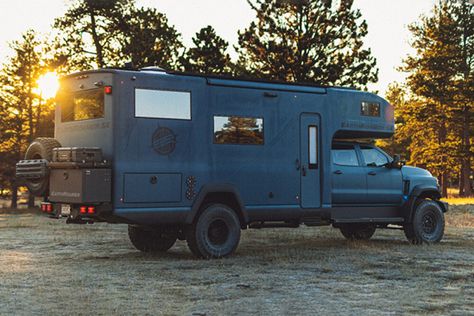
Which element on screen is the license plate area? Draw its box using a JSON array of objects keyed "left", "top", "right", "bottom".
[{"left": 60, "top": 204, "right": 71, "bottom": 216}]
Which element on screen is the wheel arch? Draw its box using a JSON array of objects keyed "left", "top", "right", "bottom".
[
  {"left": 186, "top": 183, "right": 249, "bottom": 228},
  {"left": 402, "top": 185, "right": 446, "bottom": 223}
]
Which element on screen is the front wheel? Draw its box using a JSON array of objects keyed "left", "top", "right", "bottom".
[
  {"left": 339, "top": 224, "right": 376, "bottom": 240},
  {"left": 186, "top": 204, "right": 241, "bottom": 259},
  {"left": 128, "top": 225, "right": 177, "bottom": 252},
  {"left": 404, "top": 200, "right": 444, "bottom": 244}
]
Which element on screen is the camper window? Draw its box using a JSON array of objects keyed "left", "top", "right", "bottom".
[
  {"left": 135, "top": 88, "right": 191, "bottom": 120},
  {"left": 361, "top": 102, "right": 380, "bottom": 117},
  {"left": 213, "top": 116, "right": 264, "bottom": 145},
  {"left": 60, "top": 88, "right": 105, "bottom": 122}
]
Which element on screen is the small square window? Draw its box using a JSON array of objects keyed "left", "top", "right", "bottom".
[{"left": 361, "top": 102, "right": 380, "bottom": 117}]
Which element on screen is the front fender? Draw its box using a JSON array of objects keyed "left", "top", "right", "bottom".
[{"left": 402, "top": 185, "right": 444, "bottom": 223}]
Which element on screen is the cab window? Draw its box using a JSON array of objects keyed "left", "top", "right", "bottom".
[
  {"left": 361, "top": 146, "right": 389, "bottom": 167},
  {"left": 332, "top": 144, "right": 359, "bottom": 166}
]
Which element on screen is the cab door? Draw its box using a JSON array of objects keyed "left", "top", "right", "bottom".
[
  {"left": 331, "top": 143, "right": 367, "bottom": 204},
  {"left": 359, "top": 145, "right": 403, "bottom": 205},
  {"left": 300, "top": 114, "right": 321, "bottom": 208}
]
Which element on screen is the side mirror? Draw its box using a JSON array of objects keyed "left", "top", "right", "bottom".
[{"left": 390, "top": 154, "right": 404, "bottom": 169}]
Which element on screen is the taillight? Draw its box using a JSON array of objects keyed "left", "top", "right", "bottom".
[
  {"left": 41, "top": 204, "right": 46, "bottom": 212},
  {"left": 87, "top": 206, "right": 95, "bottom": 214},
  {"left": 46, "top": 204, "right": 53, "bottom": 213},
  {"left": 80, "top": 206, "right": 87, "bottom": 214},
  {"left": 104, "top": 86, "right": 112, "bottom": 95}
]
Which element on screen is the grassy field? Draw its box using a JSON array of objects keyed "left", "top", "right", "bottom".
[{"left": 1, "top": 206, "right": 474, "bottom": 315}]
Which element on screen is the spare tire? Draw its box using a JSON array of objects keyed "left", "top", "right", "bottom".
[{"left": 24, "top": 137, "right": 61, "bottom": 196}]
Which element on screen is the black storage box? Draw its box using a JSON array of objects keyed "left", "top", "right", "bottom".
[
  {"left": 49, "top": 168, "right": 111, "bottom": 204},
  {"left": 52, "top": 147, "right": 103, "bottom": 163}
]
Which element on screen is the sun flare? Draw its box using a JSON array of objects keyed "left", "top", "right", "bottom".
[{"left": 37, "top": 72, "right": 60, "bottom": 99}]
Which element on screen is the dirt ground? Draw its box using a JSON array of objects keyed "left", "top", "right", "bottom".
[{"left": 1, "top": 206, "right": 474, "bottom": 315}]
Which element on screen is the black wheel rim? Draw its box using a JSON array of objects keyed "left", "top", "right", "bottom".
[
  {"left": 422, "top": 211, "right": 437, "bottom": 235},
  {"left": 207, "top": 219, "right": 229, "bottom": 246}
]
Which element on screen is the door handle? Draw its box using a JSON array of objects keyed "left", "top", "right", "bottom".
[
  {"left": 334, "top": 170, "right": 343, "bottom": 175},
  {"left": 368, "top": 171, "right": 377, "bottom": 176},
  {"left": 295, "top": 159, "right": 301, "bottom": 171},
  {"left": 301, "top": 166, "right": 307, "bottom": 177}
]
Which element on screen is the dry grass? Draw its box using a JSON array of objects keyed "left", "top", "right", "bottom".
[{"left": 0, "top": 208, "right": 473, "bottom": 315}]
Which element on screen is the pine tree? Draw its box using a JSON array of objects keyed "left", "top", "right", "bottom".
[
  {"left": 401, "top": 0, "right": 473, "bottom": 197},
  {"left": 236, "top": 0, "right": 378, "bottom": 89},
  {"left": 54, "top": 0, "right": 183, "bottom": 70},
  {"left": 181, "top": 26, "right": 233, "bottom": 74},
  {"left": 115, "top": 7, "right": 183, "bottom": 69},
  {"left": 54, "top": 0, "right": 133, "bottom": 69},
  {"left": 0, "top": 31, "right": 54, "bottom": 207}
]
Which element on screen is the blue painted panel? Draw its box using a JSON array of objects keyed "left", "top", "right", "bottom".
[{"left": 124, "top": 173, "right": 182, "bottom": 203}]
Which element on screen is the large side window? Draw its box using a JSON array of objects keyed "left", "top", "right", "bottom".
[
  {"left": 135, "top": 88, "right": 191, "bottom": 120},
  {"left": 332, "top": 144, "right": 359, "bottom": 166},
  {"left": 60, "top": 88, "right": 104, "bottom": 122},
  {"left": 214, "top": 116, "right": 264, "bottom": 145},
  {"left": 361, "top": 146, "right": 389, "bottom": 167}
]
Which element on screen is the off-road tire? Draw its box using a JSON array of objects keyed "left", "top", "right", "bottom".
[
  {"left": 128, "top": 225, "right": 177, "bottom": 252},
  {"left": 24, "top": 137, "right": 61, "bottom": 196},
  {"left": 404, "top": 199, "right": 444, "bottom": 244},
  {"left": 186, "top": 204, "right": 241, "bottom": 259},
  {"left": 339, "top": 224, "right": 376, "bottom": 240}
]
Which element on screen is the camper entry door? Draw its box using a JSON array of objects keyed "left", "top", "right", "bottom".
[{"left": 300, "top": 113, "right": 321, "bottom": 208}]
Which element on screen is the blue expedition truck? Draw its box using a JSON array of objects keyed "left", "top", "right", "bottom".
[{"left": 16, "top": 68, "right": 448, "bottom": 258}]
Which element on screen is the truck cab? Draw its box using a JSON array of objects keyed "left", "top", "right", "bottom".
[{"left": 16, "top": 69, "right": 448, "bottom": 259}]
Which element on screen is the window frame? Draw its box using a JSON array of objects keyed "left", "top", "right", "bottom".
[
  {"left": 213, "top": 115, "right": 265, "bottom": 146},
  {"left": 134, "top": 87, "right": 192, "bottom": 121},
  {"left": 359, "top": 145, "right": 391, "bottom": 167},
  {"left": 331, "top": 144, "right": 361, "bottom": 167},
  {"left": 308, "top": 125, "right": 318, "bottom": 169},
  {"left": 360, "top": 101, "right": 381, "bottom": 117},
  {"left": 60, "top": 88, "right": 105, "bottom": 123}
]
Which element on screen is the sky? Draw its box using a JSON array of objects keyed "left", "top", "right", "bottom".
[{"left": 0, "top": 0, "right": 437, "bottom": 95}]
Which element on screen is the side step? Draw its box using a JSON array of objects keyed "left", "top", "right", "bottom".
[
  {"left": 249, "top": 221, "right": 299, "bottom": 229},
  {"left": 333, "top": 217, "right": 405, "bottom": 224}
]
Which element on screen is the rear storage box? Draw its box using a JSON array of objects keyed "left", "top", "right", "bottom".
[
  {"left": 52, "top": 147, "right": 103, "bottom": 163},
  {"left": 49, "top": 169, "right": 111, "bottom": 204}
]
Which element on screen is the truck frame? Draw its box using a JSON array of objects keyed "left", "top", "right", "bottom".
[{"left": 16, "top": 68, "right": 448, "bottom": 258}]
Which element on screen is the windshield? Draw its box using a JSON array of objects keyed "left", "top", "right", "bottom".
[{"left": 59, "top": 88, "right": 104, "bottom": 122}]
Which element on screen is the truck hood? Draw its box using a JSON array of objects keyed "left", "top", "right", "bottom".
[{"left": 401, "top": 166, "right": 433, "bottom": 178}]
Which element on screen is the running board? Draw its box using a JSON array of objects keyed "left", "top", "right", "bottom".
[
  {"left": 248, "top": 221, "right": 299, "bottom": 229},
  {"left": 333, "top": 217, "right": 405, "bottom": 224}
]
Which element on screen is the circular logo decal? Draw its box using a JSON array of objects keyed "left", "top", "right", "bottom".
[{"left": 152, "top": 127, "right": 177, "bottom": 155}]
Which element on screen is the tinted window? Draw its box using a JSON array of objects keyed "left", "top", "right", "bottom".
[
  {"left": 135, "top": 89, "right": 191, "bottom": 120},
  {"left": 60, "top": 89, "right": 104, "bottom": 122},
  {"left": 361, "top": 102, "right": 380, "bottom": 117},
  {"left": 361, "top": 147, "right": 388, "bottom": 166},
  {"left": 214, "top": 116, "right": 264, "bottom": 145},
  {"left": 332, "top": 144, "right": 359, "bottom": 166}
]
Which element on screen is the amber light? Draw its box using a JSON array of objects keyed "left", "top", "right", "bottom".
[
  {"left": 104, "top": 86, "right": 112, "bottom": 94},
  {"left": 80, "top": 206, "right": 87, "bottom": 214}
]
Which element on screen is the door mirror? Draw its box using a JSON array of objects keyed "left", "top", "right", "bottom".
[{"left": 389, "top": 154, "right": 404, "bottom": 169}]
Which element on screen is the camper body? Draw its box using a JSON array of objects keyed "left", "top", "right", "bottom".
[{"left": 16, "top": 69, "right": 447, "bottom": 258}]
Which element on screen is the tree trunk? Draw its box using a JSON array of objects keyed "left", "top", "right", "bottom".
[
  {"left": 88, "top": 6, "right": 104, "bottom": 68},
  {"left": 27, "top": 193, "right": 35, "bottom": 208},
  {"left": 459, "top": 107, "right": 472, "bottom": 196},
  {"left": 10, "top": 181, "right": 18, "bottom": 209}
]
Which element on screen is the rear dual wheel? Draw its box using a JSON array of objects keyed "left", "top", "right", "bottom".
[
  {"left": 186, "top": 204, "right": 241, "bottom": 259},
  {"left": 128, "top": 225, "right": 178, "bottom": 252},
  {"left": 339, "top": 224, "right": 376, "bottom": 240}
]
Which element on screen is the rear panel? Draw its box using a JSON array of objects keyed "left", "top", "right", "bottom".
[{"left": 55, "top": 72, "right": 115, "bottom": 159}]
